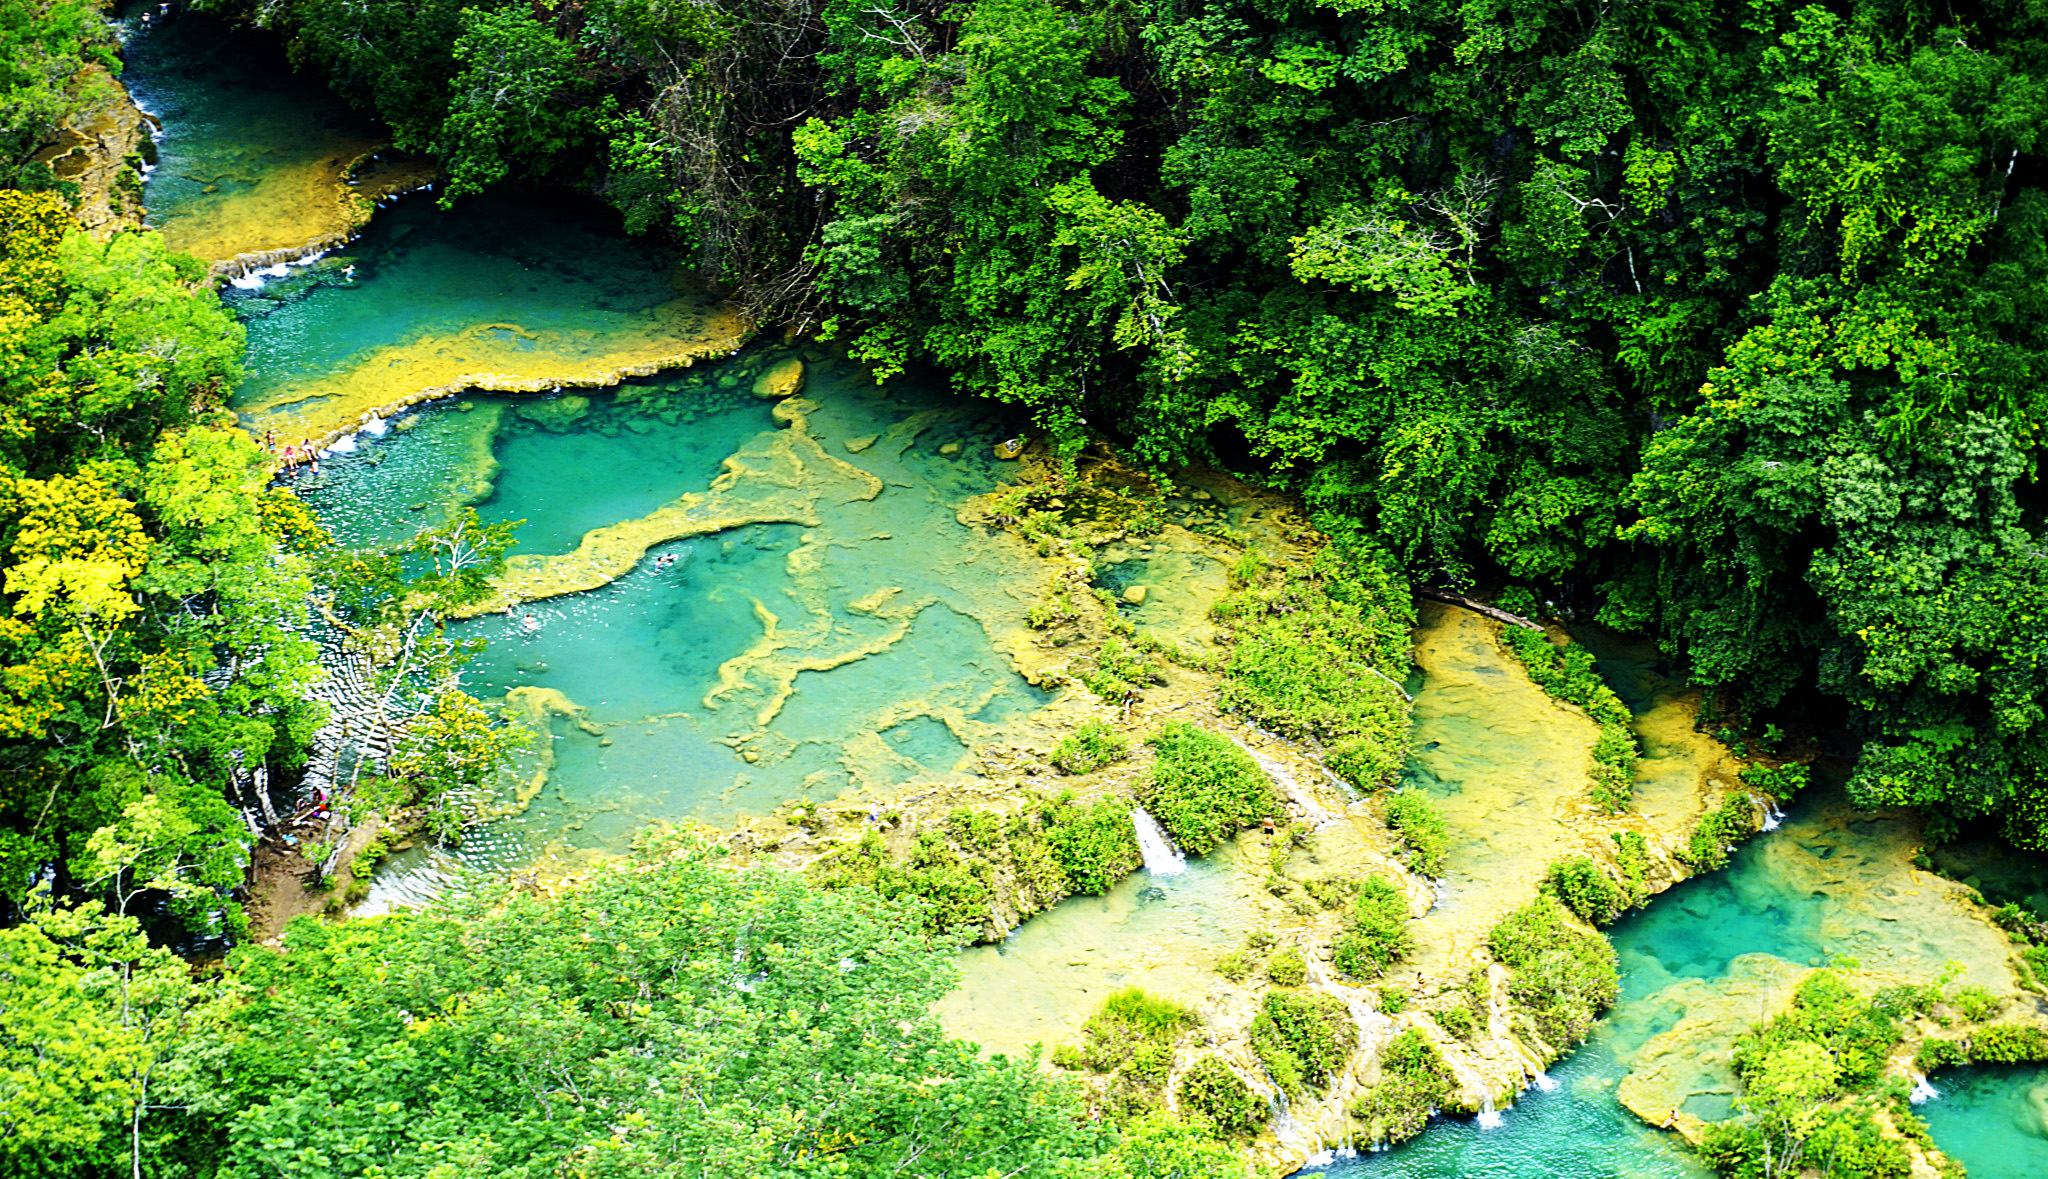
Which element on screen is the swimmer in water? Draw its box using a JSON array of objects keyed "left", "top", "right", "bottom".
[
  {"left": 522, "top": 614, "right": 541, "bottom": 634},
  {"left": 342, "top": 264, "right": 356, "bottom": 280}
]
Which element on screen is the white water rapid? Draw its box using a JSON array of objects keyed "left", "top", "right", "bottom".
[{"left": 1131, "top": 807, "right": 1187, "bottom": 877}]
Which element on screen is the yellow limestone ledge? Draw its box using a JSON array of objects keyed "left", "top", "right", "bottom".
[
  {"left": 242, "top": 300, "right": 753, "bottom": 460},
  {"left": 452, "top": 404, "right": 884, "bottom": 618}
]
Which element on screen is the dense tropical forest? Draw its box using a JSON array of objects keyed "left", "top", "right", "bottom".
[{"left": 3, "top": 0, "right": 2047, "bottom": 1176}]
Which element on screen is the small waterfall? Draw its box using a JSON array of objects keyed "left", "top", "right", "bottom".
[
  {"left": 359, "top": 414, "right": 389, "bottom": 437},
  {"left": 1909, "top": 1074, "right": 1940, "bottom": 1104},
  {"left": 1531, "top": 1070, "right": 1559, "bottom": 1093},
  {"left": 1476, "top": 1096, "right": 1505, "bottom": 1129},
  {"left": 1131, "top": 807, "right": 1187, "bottom": 877},
  {"left": 1234, "top": 737, "right": 1339, "bottom": 827},
  {"left": 1755, "top": 795, "right": 1785, "bottom": 831}
]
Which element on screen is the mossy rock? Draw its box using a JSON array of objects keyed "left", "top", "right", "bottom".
[
  {"left": 516, "top": 395, "right": 591, "bottom": 430},
  {"left": 754, "top": 357, "right": 805, "bottom": 400}
]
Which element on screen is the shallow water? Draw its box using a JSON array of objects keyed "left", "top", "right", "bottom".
[
  {"left": 120, "top": 5, "right": 384, "bottom": 265},
  {"left": 1919, "top": 1063, "right": 2048, "bottom": 1179}
]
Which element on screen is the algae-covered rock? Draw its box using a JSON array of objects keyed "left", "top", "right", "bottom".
[
  {"left": 1121, "top": 584, "right": 1149, "bottom": 606},
  {"left": 771, "top": 397, "right": 819, "bottom": 428},
  {"left": 754, "top": 357, "right": 805, "bottom": 400},
  {"left": 845, "top": 435, "right": 878, "bottom": 454},
  {"left": 516, "top": 395, "right": 591, "bottom": 430},
  {"left": 939, "top": 441, "right": 962, "bottom": 456}
]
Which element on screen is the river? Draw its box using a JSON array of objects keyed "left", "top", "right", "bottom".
[{"left": 120, "top": 9, "right": 2048, "bottom": 1177}]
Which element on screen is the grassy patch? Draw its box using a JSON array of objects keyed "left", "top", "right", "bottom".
[
  {"left": 1139, "top": 721, "right": 1277, "bottom": 855},
  {"left": 1051, "top": 718, "right": 1130, "bottom": 774},
  {"left": 1251, "top": 990, "right": 1355, "bottom": 1095},
  {"left": 1332, "top": 875, "right": 1415, "bottom": 979},
  {"left": 1384, "top": 790, "right": 1448, "bottom": 877},
  {"left": 1350, "top": 1028, "right": 1455, "bottom": 1141},
  {"left": 1176, "top": 1055, "right": 1268, "bottom": 1138},
  {"left": 1053, "top": 987, "right": 1199, "bottom": 1120},
  {"left": 1488, "top": 897, "right": 1619, "bottom": 1048},
  {"left": 1212, "top": 546, "right": 1413, "bottom": 789},
  {"left": 1544, "top": 855, "right": 1628, "bottom": 925}
]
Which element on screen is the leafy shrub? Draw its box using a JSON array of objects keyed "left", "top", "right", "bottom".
[
  {"left": 1545, "top": 856, "right": 1626, "bottom": 925},
  {"left": 1487, "top": 897, "right": 1619, "bottom": 1047},
  {"left": 1332, "top": 875, "right": 1415, "bottom": 979},
  {"left": 1612, "top": 830, "right": 1650, "bottom": 904},
  {"left": 1733, "top": 971, "right": 1898, "bottom": 1091},
  {"left": 1969, "top": 1023, "right": 2048, "bottom": 1062},
  {"left": 1378, "top": 984, "right": 1411, "bottom": 1013},
  {"left": 1247, "top": 929, "right": 1277, "bottom": 951},
  {"left": 1212, "top": 547, "right": 1412, "bottom": 789},
  {"left": 1176, "top": 1056, "right": 1267, "bottom": 1137},
  {"left": 1384, "top": 790, "right": 1448, "bottom": 877},
  {"left": 1914, "top": 1038, "right": 1966, "bottom": 1073},
  {"left": 1052, "top": 719, "right": 1129, "bottom": 774},
  {"left": 1215, "top": 951, "right": 1253, "bottom": 982},
  {"left": 1303, "top": 874, "right": 1358, "bottom": 910},
  {"left": 1252, "top": 990, "right": 1355, "bottom": 1094},
  {"left": 1078, "top": 636, "right": 1160, "bottom": 701},
  {"left": 1062, "top": 987, "right": 1199, "bottom": 1074},
  {"left": 814, "top": 831, "right": 993, "bottom": 934},
  {"left": 1680, "top": 795, "right": 1756, "bottom": 871},
  {"left": 1351, "top": 1028, "right": 1454, "bottom": 1140},
  {"left": 1437, "top": 1005, "right": 1478, "bottom": 1040},
  {"left": 1139, "top": 722, "right": 1276, "bottom": 854},
  {"left": 1950, "top": 984, "right": 2003, "bottom": 1022},
  {"left": 1266, "top": 944, "right": 1307, "bottom": 987},
  {"left": 1739, "top": 761, "right": 1811, "bottom": 802},
  {"left": 1038, "top": 793, "right": 1142, "bottom": 894},
  {"left": 1500, "top": 626, "right": 1638, "bottom": 810}
]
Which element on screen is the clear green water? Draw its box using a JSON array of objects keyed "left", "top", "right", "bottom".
[
  {"left": 1920, "top": 1063, "right": 2048, "bottom": 1179},
  {"left": 119, "top": 6, "right": 380, "bottom": 262}
]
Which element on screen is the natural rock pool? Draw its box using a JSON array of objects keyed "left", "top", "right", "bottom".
[{"left": 122, "top": 12, "right": 2048, "bottom": 1177}]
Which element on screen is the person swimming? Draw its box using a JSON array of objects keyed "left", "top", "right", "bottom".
[{"left": 521, "top": 614, "right": 542, "bottom": 634}]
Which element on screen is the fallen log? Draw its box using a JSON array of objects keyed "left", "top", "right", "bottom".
[{"left": 1415, "top": 587, "right": 1544, "bottom": 632}]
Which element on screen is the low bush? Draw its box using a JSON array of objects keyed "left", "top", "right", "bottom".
[
  {"left": 1500, "top": 626, "right": 1639, "bottom": 811},
  {"left": 1739, "top": 761, "right": 1811, "bottom": 802},
  {"left": 1733, "top": 971, "right": 1898, "bottom": 1091},
  {"left": 1176, "top": 1056, "right": 1267, "bottom": 1138},
  {"left": 1350, "top": 1028, "right": 1455, "bottom": 1140},
  {"left": 1970, "top": 1023, "right": 2048, "bottom": 1062},
  {"left": 1545, "top": 856, "right": 1626, "bottom": 925},
  {"left": 1212, "top": 546, "right": 1413, "bottom": 790},
  {"left": 1038, "top": 792, "right": 1142, "bottom": 894},
  {"left": 1437, "top": 1005, "right": 1478, "bottom": 1040},
  {"left": 1303, "top": 874, "right": 1358, "bottom": 911},
  {"left": 1332, "top": 875, "right": 1415, "bottom": 979},
  {"left": 1266, "top": 944, "right": 1307, "bottom": 987},
  {"left": 1061, "top": 987, "right": 1199, "bottom": 1075},
  {"left": 1078, "top": 636, "right": 1161, "bottom": 701},
  {"left": 1680, "top": 795, "right": 1756, "bottom": 871},
  {"left": 1487, "top": 897, "right": 1619, "bottom": 1048},
  {"left": 1051, "top": 719, "right": 1129, "bottom": 774},
  {"left": 1612, "top": 830, "right": 1650, "bottom": 905},
  {"left": 1214, "top": 951, "right": 1253, "bottom": 982},
  {"left": 1252, "top": 990, "right": 1355, "bottom": 1095},
  {"left": 1950, "top": 984, "right": 2003, "bottom": 1022},
  {"left": 1384, "top": 790, "right": 1448, "bottom": 877},
  {"left": 813, "top": 831, "right": 994, "bottom": 935},
  {"left": 1378, "top": 984, "right": 1410, "bottom": 1013},
  {"left": 1139, "top": 722, "right": 1276, "bottom": 854}
]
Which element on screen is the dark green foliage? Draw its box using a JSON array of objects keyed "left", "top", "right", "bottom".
[
  {"left": 1351, "top": 1029, "right": 1455, "bottom": 1141},
  {"left": 1384, "top": 790, "right": 1448, "bottom": 877},
  {"left": 1740, "top": 762, "right": 1812, "bottom": 802},
  {"left": 1250, "top": 990, "right": 1355, "bottom": 1096},
  {"left": 1332, "top": 875, "right": 1415, "bottom": 980},
  {"left": 1053, "top": 718, "right": 1129, "bottom": 774},
  {"left": 1545, "top": 856, "right": 1628, "bottom": 925},
  {"left": 1057, "top": 986, "right": 1198, "bottom": 1090},
  {"left": 1683, "top": 795, "right": 1759, "bottom": 871},
  {"left": 0, "top": 0, "right": 119, "bottom": 187},
  {"left": 116, "top": 836, "right": 1112, "bottom": 1178},
  {"left": 1437, "top": 1005, "right": 1478, "bottom": 1040},
  {"left": 1733, "top": 971, "right": 1899, "bottom": 1093},
  {"left": 1488, "top": 898, "right": 1620, "bottom": 1048},
  {"left": 1501, "top": 627, "right": 1638, "bottom": 811},
  {"left": 1176, "top": 1056, "right": 1267, "bottom": 1139},
  {"left": 1038, "top": 791, "right": 1142, "bottom": 895},
  {"left": 1212, "top": 547, "right": 1414, "bottom": 788},
  {"left": 1612, "top": 831, "right": 1651, "bottom": 906},
  {"left": 1968, "top": 1023, "right": 2048, "bottom": 1063},
  {"left": 815, "top": 830, "right": 995, "bottom": 935},
  {"left": 1264, "top": 944, "right": 1307, "bottom": 988},
  {"left": 1139, "top": 722, "right": 1276, "bottom": 855},
  {"left": 1914, "top": 1038, "right": 1967, "bottom": 1074}
]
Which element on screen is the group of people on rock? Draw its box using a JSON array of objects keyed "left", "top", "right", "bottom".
[{"left": 263, "top": 430, "right": 320, "bottom": 477}]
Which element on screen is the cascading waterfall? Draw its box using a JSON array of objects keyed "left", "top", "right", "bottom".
[
  {"left": 1476, "top": 1096, "right": 1505, "bottom": 1129},
  {"left": 1531, "top": 1070, "right": 1559, "bottom": 1093},
  {"left": 1752, "top": 794, "right": 1786, "bottom": 831},
  {"left": 1910, "top": 1074, "right": 1940, "bottom": 1104},
  {"left": 1131, "top": 807, "right": 1187, "bottom": 876}
]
